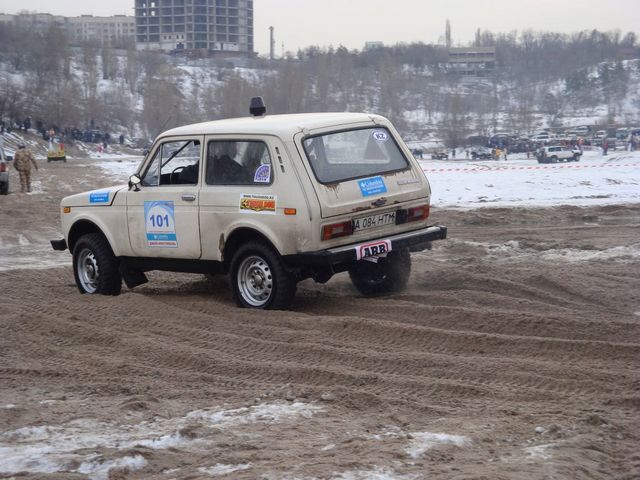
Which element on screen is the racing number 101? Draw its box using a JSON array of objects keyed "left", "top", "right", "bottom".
[{"left": 149, "top": 214, "right": 170, "bottom": 228}]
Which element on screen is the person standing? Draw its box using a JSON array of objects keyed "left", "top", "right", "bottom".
[{"left": 13, "top": 144, "right": 38, "bottom": 193}]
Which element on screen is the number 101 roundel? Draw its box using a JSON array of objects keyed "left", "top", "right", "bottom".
[{"left": 145, "top": 201, "right": 177, "bottom": 248}]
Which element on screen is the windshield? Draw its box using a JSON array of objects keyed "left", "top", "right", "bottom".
[{"left": 302, "top": 127, "right": 409, "bottom": 184}]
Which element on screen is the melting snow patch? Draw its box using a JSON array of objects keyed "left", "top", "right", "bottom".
[
  {"left": 405, "top": 432, "right": 471, "bottom": 459},
  {"left": 2, "top": 404, "right": 16, "bottom": 409},
  {"left": 198, "top": 463, "right": 252, "bottom": 476},
  {"left": 0, "top": 402, "right": 320, "bottom": 478},
  {"left": 187, "top": 401, "right": 322, "bottom": 426},
  {"left": 333, "top": 467, "right": 419, "bottom": 480},
  {"left": 77, "top": 455, "right": 147, "bottom": 480},
  {"left": 370, "top": 426, "right": 404, "bottom": 441},
  {"left": 525, "top": 443, "right": 555, "bottom": 460},
  {"left": 17, "top": 235, "right": 30, "bottom": 246}
]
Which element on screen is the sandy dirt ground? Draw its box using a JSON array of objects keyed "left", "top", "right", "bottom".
[{"left": 1, "top": 159, "right": 639, "bottom": 479}]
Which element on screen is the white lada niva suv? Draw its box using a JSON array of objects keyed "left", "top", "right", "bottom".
[{"left": 52, "top": 98, "right": 447, "bottom": 309}]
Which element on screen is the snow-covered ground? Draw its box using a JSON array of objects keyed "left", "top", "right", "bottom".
[
  {"left": 93, "top": 149, "right": 640, "bottom": 209},
  {"left": 420, "top": 150, "right": 640, "bottom": 208},
  {"left": 0, "top": 400, "right": 474, "bottom": 480}
]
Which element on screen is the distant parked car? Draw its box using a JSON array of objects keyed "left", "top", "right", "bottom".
[
  {"left": 532, "top": 133, "right": 552, "bottom": 143},
  {"left": 470, "top": 147, "right": 493, "bottom": 159},
  {"left": 536, "top": 146, "right": 581, "bottom": 163},
  {"left": 431, "top": 151, "right": 449, "bottom": 160}
]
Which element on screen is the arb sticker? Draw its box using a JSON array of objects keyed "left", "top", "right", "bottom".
[
  {"left": 356, "top": 239, "right": 392, "bottom": 260},
  {"left": 144, "top": 201, "right": 178, "bottom": 248},
  {"left": 358, "top": 176, "right": 387, "bottom": 197},
  {"left": 240, "top": 194, "right": 277, "bottom": 214}
]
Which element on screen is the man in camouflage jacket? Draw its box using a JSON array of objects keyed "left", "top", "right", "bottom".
[{"left": 13, "top": 144, "right": 38, "bottom": 193}]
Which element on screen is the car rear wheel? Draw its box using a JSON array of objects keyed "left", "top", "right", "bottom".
[
  {"left": 349, "top": 248, "right": 411, "bottom": 297},
  {"left": 72, "top": 233, "right": 122, "bottom": 295},
  {"left": 0, "top": 182, "right": 7, "bottom": 195},
  {"left": 230, "top": 241, "right": 297, "bottom": 310}
]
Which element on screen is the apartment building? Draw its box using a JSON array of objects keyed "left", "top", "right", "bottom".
[
  {"left": 0, "top": 12, "right": 135, "bottom": 44},
  {"left": 67, "top": 15, "right": 136, "bottom": 44},
  {"left": 134, "top": 0, "right": 253, "bottom": 55},
  {"left": 1, "top": 12, "right": 66, "bottom": 35}
]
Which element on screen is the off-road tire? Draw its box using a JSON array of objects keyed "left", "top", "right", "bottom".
[
  {"left": 229, "top": 241, "right": 297, "bottom": 310},
  {"left": 550, "top": 155, "right": 558, "bottom": 163},
  {"left": 0, "top": 182, "right": 8, "bottom": 195},
  {"left": 349, "top": 248, "right": 411, "bottom": 297},
  {"left": 72, "top": 233, "right": 122, "bottom": 296}
]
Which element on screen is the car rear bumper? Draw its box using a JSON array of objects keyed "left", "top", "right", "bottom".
[{"left": 283, "top": 225, "right": 447, "bottom": 268}]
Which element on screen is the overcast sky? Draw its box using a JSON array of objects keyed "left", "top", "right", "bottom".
[{"left": 3, "top": 0, "right": 640, "bottom": 55}]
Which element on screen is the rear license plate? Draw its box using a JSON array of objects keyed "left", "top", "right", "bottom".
[
  {"left": 353, "top": 211, "right": 396, "bottom": 232},
  {"left": 356, "top": 239, "right": 392, "bottom": 260}
]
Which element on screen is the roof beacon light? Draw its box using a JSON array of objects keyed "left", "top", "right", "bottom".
[{"left": 250, "top": 96, "right": 267, "bottom": 117}]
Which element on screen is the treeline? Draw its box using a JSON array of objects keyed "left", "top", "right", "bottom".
[{"left": 0, "top": 24, "right": 638, "bottom": 143}]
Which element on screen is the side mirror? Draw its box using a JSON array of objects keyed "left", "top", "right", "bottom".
[{"left": 129, "top": 174, "right": 141, "bottom": 191}]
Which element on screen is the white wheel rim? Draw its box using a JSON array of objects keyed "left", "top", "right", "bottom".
[
  {"left": 237, "top": 255, "right": 273, "bottom": 307},
  {"left": 77, "top": 248, "right": 99, "bottom": 293}
]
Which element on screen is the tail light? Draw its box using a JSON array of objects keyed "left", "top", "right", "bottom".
[
  {"left": 406, "top": 205, "right": 430, "bottom": 223},
  {"left": 322, "top": 220, "right": 353, "bottom": 241},
  {"left": 0, "top": 163, "right": 6, "bottom": 173}
]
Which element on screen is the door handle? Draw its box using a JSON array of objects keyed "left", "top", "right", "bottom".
[{"left": 181, "top": 194, "right": 197, "bottom": 202}]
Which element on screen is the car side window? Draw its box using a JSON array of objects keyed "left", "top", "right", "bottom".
[
  {"left": 142, "top": 140, "right": 201, "bottom": 186},
  {"left": 205, "top": 140, "right": 273, "bottom": 186}
]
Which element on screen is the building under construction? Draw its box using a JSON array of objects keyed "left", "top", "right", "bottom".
[{"left": 134, "top": 0, "right": 253, "bottom": 55}]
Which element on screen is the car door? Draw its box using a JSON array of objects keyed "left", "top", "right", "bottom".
[
  {"left": 126, "top": 136, "right": 203, "bottom": 258},
  {"left": 198, "top": 136, "right": 282, "bottom": 261}
]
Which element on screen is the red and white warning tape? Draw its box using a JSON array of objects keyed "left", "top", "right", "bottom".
[{"left": 423, "top": 163, "right": 640, "bottom": 173}]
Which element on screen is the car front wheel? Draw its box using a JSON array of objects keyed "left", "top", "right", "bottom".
[
  {"left": 72, "top": 233, "right": 122, "bottom": 295},
  {"left": 230, "top": 241, "right": 297, "bottom": 310},
  {"left": 349, "top": 248, "right": 411, "bottom": 297}
]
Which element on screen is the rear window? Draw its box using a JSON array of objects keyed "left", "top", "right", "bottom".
[{"left": 302, "top": 127, "right": 409, "bottom": 184}]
